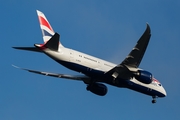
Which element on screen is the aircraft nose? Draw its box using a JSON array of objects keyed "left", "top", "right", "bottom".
[
  {"left": 162, "top": 87, "right": 167, "bottom": 97},
  {"left": 153, "top": 77, "right": 167, "bottom": 97}
]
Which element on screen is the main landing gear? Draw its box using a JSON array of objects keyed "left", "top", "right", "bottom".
[{"left": 152, "top": 96, "right": 157, "bottom": 104}]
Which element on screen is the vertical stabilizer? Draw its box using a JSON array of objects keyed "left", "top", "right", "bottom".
[
  {"left": 37, "top": 10, "right": 55, "bottom": 43},
  {"left": 36, "top": 10, "right": 64, "bottom": 48}
]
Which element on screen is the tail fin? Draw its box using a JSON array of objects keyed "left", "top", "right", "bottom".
[
  {"left": 37, "top": 10, "right": 55, "bottom": 43},
  {"left": 13, "top": 10, "right": 63, "bottom": 53},
  {"left": 36, "top": 10, "right": 64, "bottom": 48}
]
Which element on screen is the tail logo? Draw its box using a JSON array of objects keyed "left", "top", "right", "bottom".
[{"left": 37, "top": 10, "right": 55, "bottom": 43}]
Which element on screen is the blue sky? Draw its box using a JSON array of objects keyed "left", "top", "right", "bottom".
[{"left": 1, "top": 0, "right": 180, "bottom": 119}]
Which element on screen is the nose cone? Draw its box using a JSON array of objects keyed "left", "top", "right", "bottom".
[
  {"left": 153, "top": 77, "right": 167, "bottom": 97},
  {"left": 161, "top": 86, "right": 167, "bottom": 97}
]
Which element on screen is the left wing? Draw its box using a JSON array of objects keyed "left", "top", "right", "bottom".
[
  {"left": 12, "top": 65, "right": 91, "bottom": 82},
  {"left": 105, "top": 24, "right": 151, "bottom": 79},
  {"left": 121, "top": 24, "right": 151, "bottom": 68}
]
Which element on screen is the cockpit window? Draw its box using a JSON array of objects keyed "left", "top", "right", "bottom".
[{"left": 158, "top": 84, "right": 161, "bottom": 86}]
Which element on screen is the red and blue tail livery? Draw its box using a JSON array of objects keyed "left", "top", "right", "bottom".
[
  {"left": 13, "top": 10, "right": 166, "bottom": 104},
  {"left": 37, "top": 10, "right": 55, "bottom": 43}
]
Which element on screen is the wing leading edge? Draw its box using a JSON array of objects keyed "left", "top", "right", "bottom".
[{"left": 106, "top": 24, "right": 151, "bottom": 79}]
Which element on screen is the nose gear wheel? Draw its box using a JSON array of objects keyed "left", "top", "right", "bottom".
[{"left": 152, "top": 96, "right": 157, "bottom": 104}]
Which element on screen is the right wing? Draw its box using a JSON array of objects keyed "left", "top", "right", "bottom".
[{"left": 12, "top": 65, "right": 91, "bottom": 83}]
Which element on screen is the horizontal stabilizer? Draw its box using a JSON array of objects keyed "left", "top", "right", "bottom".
[
  {"left": 12, "top": 47, "right": 43, "bottom": 52},
  {"left": 44, "top": 33, "right": 60, "bottom": 51}
]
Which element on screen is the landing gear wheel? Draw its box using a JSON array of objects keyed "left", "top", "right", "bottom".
[
  {"left": 152, "top": 96, "right": 157, "bottom": 104},
  {"left": 152, "top": 99, "right": 156, "bottom": 104}
]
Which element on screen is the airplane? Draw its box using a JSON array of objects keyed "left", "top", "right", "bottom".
[{"left": 13, "top": 10, "right": 166, "bottom": 103}]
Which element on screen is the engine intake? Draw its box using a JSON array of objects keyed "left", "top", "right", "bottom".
[
  {"left": 87, "top": 83, "right": 107, "bottom": 96},
  {"left": 134, "top": 70, "right": 153, "bottom": 84}
]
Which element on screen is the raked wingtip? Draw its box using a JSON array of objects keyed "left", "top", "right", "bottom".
[{"left": 12, "top": 64, "right": 20, "bottom": 69}]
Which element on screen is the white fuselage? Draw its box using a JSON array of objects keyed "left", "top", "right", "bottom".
[{"left": 43, "top": 46, "right": 167, "bottom": 98}]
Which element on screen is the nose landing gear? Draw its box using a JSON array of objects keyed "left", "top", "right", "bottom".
[{"left": 152, "top": 96, "right": 157, "bottom": 104}]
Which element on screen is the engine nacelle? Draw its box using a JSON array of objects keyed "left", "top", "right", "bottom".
[
  {"left": 134, "top": 70, "right": 153, "bottom": 84},
  {"left": 87, "top": 83, "right": 107, "bottom": 96}
]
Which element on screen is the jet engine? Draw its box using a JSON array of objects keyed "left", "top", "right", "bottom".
[
  {"left": 86, "top": 83, "right": 107, "bottom": 96},
  {"left": 134, "top": 70, "right": 153, "bottom": 84}
]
